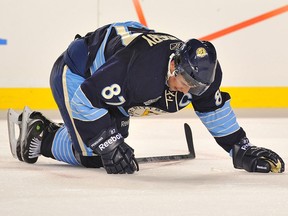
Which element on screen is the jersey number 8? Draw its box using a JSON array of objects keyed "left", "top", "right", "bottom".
[{"left": 101, "top": 84, "right": 126, "bottom": 105}]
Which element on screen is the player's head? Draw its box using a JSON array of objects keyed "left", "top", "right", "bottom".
[{"left": 174, "top": 39, "right": 217, "bottom": 96}]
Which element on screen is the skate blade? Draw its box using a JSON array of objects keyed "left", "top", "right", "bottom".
[
  {"left": 19, "top": 106, "right": 33, "bottom": 160},
  {"left": 7, "top": 108, "right": 20, "bottom": 158}
]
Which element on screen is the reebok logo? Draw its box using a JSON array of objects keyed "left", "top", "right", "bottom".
[
  {"left": 98, "top": 133, "right": 123, "bottom": 151},
  {"left": 121, "top": 120, "right": 129, "bottom": 127},
  {"left": 257, "top": 165, "right": 268, "bottom": 170}
]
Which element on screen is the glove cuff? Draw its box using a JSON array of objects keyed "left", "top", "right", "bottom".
[
  {"left": 88, "top": 127, "right": 124, "bottom": 155},
  {"left": 232, "top": 137, "right": 252, "bottom": 169}
]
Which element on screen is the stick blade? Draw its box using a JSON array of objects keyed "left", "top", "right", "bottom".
[
  {"left": 137, "top": 153, "right": 194, "bottom": 164},
  {"left": 184, "top": 123, "right": 196, "bottom": 159},
  {"left": 136, "top": 123, "right": 196, "bottom": 164}
]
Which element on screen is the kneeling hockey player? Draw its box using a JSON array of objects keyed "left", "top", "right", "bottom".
[{"left": 8, "top": 21, "right": 285, "bottom": 174}]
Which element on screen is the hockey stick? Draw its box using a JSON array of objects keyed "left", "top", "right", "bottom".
[{"left": 136, "top": 123, "right": 196, "bottom": 163}]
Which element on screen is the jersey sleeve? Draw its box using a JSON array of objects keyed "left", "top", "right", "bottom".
[
  {"left": 70, "top": 56, "right": 130, "bottom": 143},
  {"left": 192, "top": 62, "right": 247, "bottom": 152}
]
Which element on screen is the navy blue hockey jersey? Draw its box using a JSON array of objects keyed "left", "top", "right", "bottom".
[{"left": 62, "top": 21, "right": 245, "bottom": 153}]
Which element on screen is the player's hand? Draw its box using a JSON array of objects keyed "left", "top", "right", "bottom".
[
  {"left": 88, "top": 127, "right": 139, "bottom": 174},
  {"left": 232, "top": 138, "right": 285, "bottom": 173},
  {"left": 101, "top": 142, "right": 139, "bottom": 174}
]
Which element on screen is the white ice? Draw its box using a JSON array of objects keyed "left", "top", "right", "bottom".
[{"left": 1, "top": 109, "right": 288, "bottom": 216}]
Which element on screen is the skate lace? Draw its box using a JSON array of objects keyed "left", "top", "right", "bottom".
[{"left": 29, "top": 137, "right": 42, "bottom": 158}]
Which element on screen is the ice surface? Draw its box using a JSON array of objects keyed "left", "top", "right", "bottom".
[{"left": 1, "top": 109, "right": 288, "bottom": 216}]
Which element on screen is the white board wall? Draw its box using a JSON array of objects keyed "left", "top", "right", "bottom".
[{"left": 0, "top": 0, "right": 287, "bottom": 87}]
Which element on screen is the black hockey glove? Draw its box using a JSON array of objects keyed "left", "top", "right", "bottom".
[
  {"left": 232, "top": 137, "right": 285, "bottom": 173},
  {"left": 88, "top": 127, "right": 139, "bottom": 174}
]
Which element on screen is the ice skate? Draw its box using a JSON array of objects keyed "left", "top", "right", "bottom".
[
  {"left": 7, "top": 106, "right": 60, "bottom": 164},
  {"left": 7, "top": 108, "right": 23, "bottom": 161}
]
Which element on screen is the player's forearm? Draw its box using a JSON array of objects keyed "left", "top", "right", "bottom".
[{"left": 195, "top": 99, "right": 243, "bottom": 149}]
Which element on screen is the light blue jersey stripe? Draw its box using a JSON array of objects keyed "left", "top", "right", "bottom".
[
  {"left": 65, "top": 68, "right": 85, "bottom": 100},
  {"left": 118, "top": 106, "right": 130, "bottom": 117},
  {"left": 52, "top": 127, "right": 80, "bottom": 166},
  {"left": 90, "top": 24, "right": 114, "bottom": 73},
  {"left": 90, "top": 21, "right": 149, "bottom": 74},
  {"left": 71, "top": 86, "right": 108, "bottom": 121},
  {"left": 196, "top": 100, "right": 240, "bottom": 137}
]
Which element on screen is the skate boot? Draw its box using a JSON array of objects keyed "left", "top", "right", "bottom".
[
  {"left": 8, "top": 106, "right": 61, "bottom": 164},
  {"left": 21, "top": 112, "right": 46, "bottom": 163}
]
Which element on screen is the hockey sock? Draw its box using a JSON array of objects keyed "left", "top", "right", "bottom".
[{"left": 51, "top": 127, "right": 80, "bottom": 166}]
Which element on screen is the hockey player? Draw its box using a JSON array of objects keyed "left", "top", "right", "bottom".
[{"left": 8, "top": 21, "right": 284, "bottom": 174}]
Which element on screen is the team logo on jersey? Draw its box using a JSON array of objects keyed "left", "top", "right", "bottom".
[
  {"left": 170, "top": 42, "right": 183, "bottom": 50},
  {"left": 165, "top": 90, "right": 179, "bottom": 110},
  {"left": 196, "top": 47, "right": 207, "bottom": 58}
]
